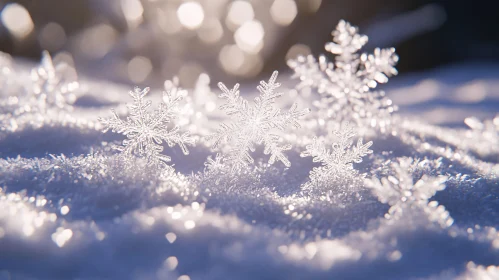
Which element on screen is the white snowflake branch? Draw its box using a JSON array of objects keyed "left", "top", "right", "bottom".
[
  {"left": 207, "top": 71, "right": 309, "bottom": 174},
  {"left": 99, "top": 85, "right": 195, "bottom": 171}
]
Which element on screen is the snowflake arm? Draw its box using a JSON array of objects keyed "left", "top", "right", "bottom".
[
  {"left": 361, "top": 47, "right": 399, "bottom": 87},
  {"left": 217, "top": 82, "right": 248, "bottom": 116},
  {"left": 208, "top": 71, "right": 309, "bottom": 173},
  {"left": 271, "top": 102, "right": 310, "bottom": 130},
  {"left": 99, "top": 86, "right": 195, "bottom": 170},
  {"left": 262, "top": 133, "right": 292, "bottom": 167},
  {"left": 301, "top": 123, "right": 373, "bottom": 182},
  {"left": 287, "top": 55, "right": 333, "bottom": 95},
  {"left": 325, "top": 20, "right": 368, "bottom": 64}
]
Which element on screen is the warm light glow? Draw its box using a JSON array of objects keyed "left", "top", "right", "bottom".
[
  {"left": 79, "top": 24, "right": 118, "bottom": 59},
  {"left": 184, "top": 220, "right": 196, "bottom": 230},
  {"left": 156, "top": 7, "right": 182, "bottom": 34},
  {"left": 205, "top": 102, "right": 216, "bottom": 112},
  {"left": 121, "top": 0, "right": 144, "bottom": 28},
  {"left": 164, "top": 256, "right": 178, "bottom": 270},
  {"left": 270, "top": 0, "right": 298, "bottom": 26},
  {"left": 197, "top": 18, "right": 224, "bottom": 44},
  {"left": 219, "top": 45, "right": 245, "bottom": 74},
  {"left": 226, "top": 1, "right": 254, "bottom": 29},
  {"left": 177, "top": 2, "right": 205, "bottom": 30},
  {"left": 51, "top": 227, "right": 73, "bottom": 247},
  {"left": 1, "top": 3, "right": 34, "bottom": 40},
  {"left": 234, "top": 20, "right": 265, "bottom": 54},
  {"left": 60, "top": 205, "right": 70, "bottom": 215},
  {"left": 128, "top": 56, "right": 153, "bottom": 83},
  {"left": 165, "top": 232, "right": 177, "bottom": 243}
]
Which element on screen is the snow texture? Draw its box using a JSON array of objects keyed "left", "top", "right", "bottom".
[{"left": 1, "top": 20, "right": 499, "bottom": 280}]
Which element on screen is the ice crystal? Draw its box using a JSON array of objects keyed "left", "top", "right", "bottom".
[
  {"left": 301, "top": 122, "right": 372, "bottom": 187},
  {"left": 0, "top": 51, "right": 81, "bottom": 132},
  {"left": 201, "top": 153, "right": 245, "bottom": 186},
  {"left": 366, "top": 158, "right": 453, "bottom": 227},
  {"left": 203, "top": 153, "right": 226, "bottom": 184},
  {"left": 464, "top": 115, "right": 499, "bottom": 157},
  {"left": 99, "top": 86, "right": 195, "bottom": 171},
  {"left": 0, "top": 51, "right": 13, "bottom": 86},
  {"left": 29, "top": 51, "right": 79, "bottom": 112},
  {"left": 207, "top": 71, "right": 309, "bottom": 173},
  {"left": 0, "top": 52, "right": 15, "bottom": 114},
  {"left": 288, "top": 20, "right": 398, "bottom": 128}
]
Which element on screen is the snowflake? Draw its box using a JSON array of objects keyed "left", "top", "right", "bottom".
[
  {"left": 300, "top": 122, "right": 373, "bottom": 187},
  {"left": 28, "top": 51, "right": 79, "bottom": 113},
  {"left": 287, "top": 20, "right": 398, "bottom": 128},
  {"left": 207, "top": 71, "right": 310, "bottom": 173},
  {"left": 366, "top": 158, "right": 453, "bottom": 227},
  {"left": 99, "top": 86, "right": 195, "bottom": 171}
]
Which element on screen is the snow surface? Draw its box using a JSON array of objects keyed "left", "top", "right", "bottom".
[{"left": 1, "top": 56, "right": 499, "bottom": 280}]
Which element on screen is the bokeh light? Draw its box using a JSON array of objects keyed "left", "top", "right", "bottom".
[
  {"left": 270, "top": 0, "right": 298, "bottom": 26},
  {"left": 234, "top": 20, "right": 265, "bottom": 54},
  {"left": 0, "top": 0, "right": 337, "bottom": 83},
  {"left": 197, "top": 18, "right": 224, "bottom": 44},
  {"left": 219, "top": 44, "right": 245, "bottom": 74},
  {"left": 78, "top": 24, "right": 118, "bottom": 59},
  {"left": 177, "top": 2, "right": 205, "bottom": 30},
  {"left": 156, "top": 6, "right": 183, "bottom": 34},
  {"left": 226, "top": 1, "right": 254, "bottom": 30},
  {"left": 0, "top": 3, "right": 34, "bottom": 40},
  {"left": 128, "top": 56, "right": 153, "bottom": 83},
  {"left": 121, "top": 0, "right": 144, "bottom": 28}
]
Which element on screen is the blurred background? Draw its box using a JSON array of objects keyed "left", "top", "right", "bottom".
[{"left": 0, "top": 0, "right": 498, "bottom": 88}]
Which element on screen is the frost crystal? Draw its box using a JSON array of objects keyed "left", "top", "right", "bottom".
[
  {"left": 208, "top": 71, "right": 309, "bottom": 172},
  {"left": 29, "top": 51, "right": 79, "bottom": 112},
  {"left": 3, "top": 51, "right": 78, "bottom": 115},
  {"left": 202, "top": 153, "right": 232, "bottom": 185},
  {"left": 0, "top": 51, "right": 81, "bottom": 132},
  {"left": 288, "top": 20, "right": 398, "bottom": 127},
  {"left": 463, "top": 115, "right": 499, "bottom": 157},
  {"left": 301, "top": 122, "right": 373, "bottom": 186},
  {"left": 99, "top": 86, "right": 195, "bottom": 171},
  {"left": 0, "top": 51, "right": 13, "bottom": 87},
  {"left": 366, "top": 158, "right": 454, "bottom": 227}
]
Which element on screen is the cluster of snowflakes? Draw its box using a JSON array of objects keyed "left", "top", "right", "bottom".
[
  {"left": 1, "top": 20, "right": 499, "bottom": 278},
  {"left": 1, "top": 20, "right": 497, "bottom": 226}
]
